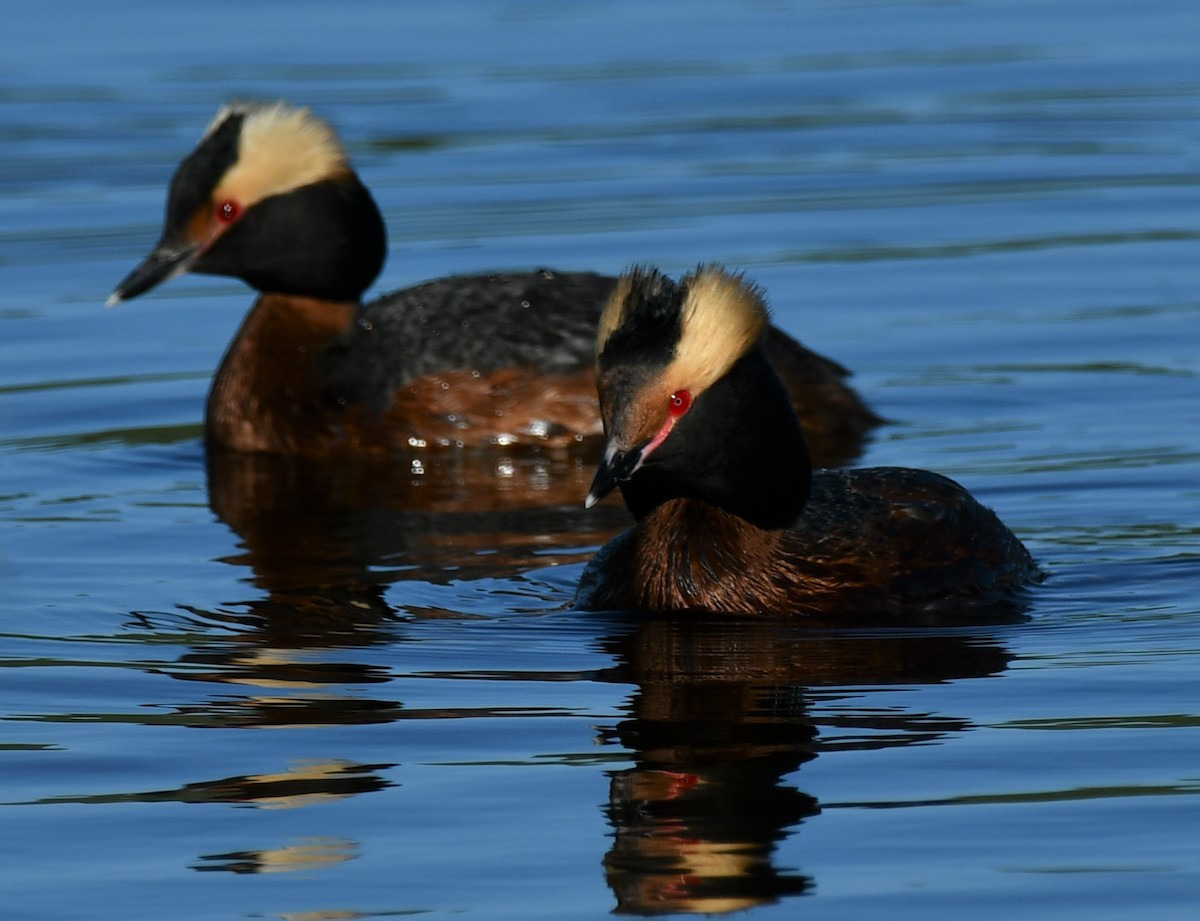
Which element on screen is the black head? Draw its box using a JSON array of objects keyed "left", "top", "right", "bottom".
[
  {"left": 586, "top": 265, "right": 811, "bottom": 529},
  {"left": 109, "top": 102, "right": 386, "bottom": 306}
]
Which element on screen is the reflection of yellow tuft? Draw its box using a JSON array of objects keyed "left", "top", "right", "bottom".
[
  {"left": 670, "top": 265, "right": 768, "bottom": 397},
  {"left": 248, "top": 759, "right": 364, "bottom": 809},
  {"left": 608, "top": 834, "right": 769, "bottom": 915},
  {"left": 209, "top": 102, "right": 350, "bottom": 209},
  {"left": 252, "top": 836, "right": 358, "bottom": 875}
]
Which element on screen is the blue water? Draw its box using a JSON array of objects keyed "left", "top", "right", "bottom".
[{"left": 2, "top": 1, "right": 1199, "bottom": 918}]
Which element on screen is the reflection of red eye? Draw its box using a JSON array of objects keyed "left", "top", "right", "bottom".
[
  {"left": 668, "top": 390, "right": 692, "bottom": 417},
  {"left": 215, "top": 199, "right": 242, "bottom": 225}
]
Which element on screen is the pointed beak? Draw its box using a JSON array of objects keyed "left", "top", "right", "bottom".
[
  {"left": 584, "top": 442, "right": 648, "bottom": 508},
  {"left": 106, "top": 239, "right": 202, "bottom": 307},
  {"left": 585, "top": 393, "right": 689, "bottom": 509}
]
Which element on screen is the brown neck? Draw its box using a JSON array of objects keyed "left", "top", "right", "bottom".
[
  {"left": 594, "top": 498, "right": 786, "bottom": 615},
  {"left": 206, "top": 294, "right": 357, "bottom": 454}
]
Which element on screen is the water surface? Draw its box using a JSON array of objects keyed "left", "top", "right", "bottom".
[{"left": 2, "top": 2, "right": 1198, "bottom": 919}]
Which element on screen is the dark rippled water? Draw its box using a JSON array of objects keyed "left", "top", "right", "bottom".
[{"left": 2, "top": 2, "right": 1198, "bottom": 918}]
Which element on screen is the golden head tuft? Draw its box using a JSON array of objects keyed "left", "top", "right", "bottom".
[
  {"left": 207, "top": 101, "right": 351, "bottom": 209},
  {"left": 670, "top": 264, "right": 768, "bottom": 395}
]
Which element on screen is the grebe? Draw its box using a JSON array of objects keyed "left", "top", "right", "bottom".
[
  {"left": 577, "top": 265, "right": 1039, "bottom": 620},
  {"left": 109, "top": 102, "right": 878, "bottom": 463}
]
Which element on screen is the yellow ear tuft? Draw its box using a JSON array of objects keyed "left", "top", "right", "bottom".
[
  {"left": 209, "top": 102, "right": 350, "bottom": 208},
  {"left": 670, "top": 264, "right": 768, "bottom": 396}
]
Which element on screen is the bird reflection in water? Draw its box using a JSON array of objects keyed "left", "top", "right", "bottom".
[
  {"left": 135, "top": 442, "right": 1017, "bottom": 909},
  {"left": 205, "top": 443, "right": 629, "bottom": 595},
  {"left": 193, "top": 836, "right": 358, "bottom": 875},
  {"left": 147, "top": 446, "right": 631, "bottom": 732},
  {"left": 596, "top": 615, "right": 1014, "bottom": 914},
  {"left": 30, "top": 759, "right": 392, "bottom": 810}
]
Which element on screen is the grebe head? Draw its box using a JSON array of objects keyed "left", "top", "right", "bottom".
[
  {"left": 586, "top": 265, "right": 810, "bottom": 528},
  {"left": 109, "top": 102, "right": 385, "bottom": 306}
]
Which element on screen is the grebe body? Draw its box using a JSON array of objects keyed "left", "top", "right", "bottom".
[
  {"left": 110, "top": 103, "right": 878, "bottom": 463},
  {"left": 578, "top": 265, "right": 1038, "bottom": 620}
]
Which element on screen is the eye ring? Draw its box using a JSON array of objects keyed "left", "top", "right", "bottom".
[
  {"left": 215, "top": 199, "right": 242, "bottom": 225},
  {"left": 668, "top": 390, "right": 692, "bottom": 417}
]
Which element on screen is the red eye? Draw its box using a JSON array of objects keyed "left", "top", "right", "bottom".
[
  {"left": 668, "top": 390, "right": 692, "bottom": 417},
  {"left": 215, "top": 199, "right": 242, "bottom": 225}
]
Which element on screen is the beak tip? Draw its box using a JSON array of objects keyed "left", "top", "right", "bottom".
[
  {"left": 107, "top": 240, "right": 201, "bottom": 306},
  {"left": 586, "top": 443, "right": 645, "bottom": 511}
]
